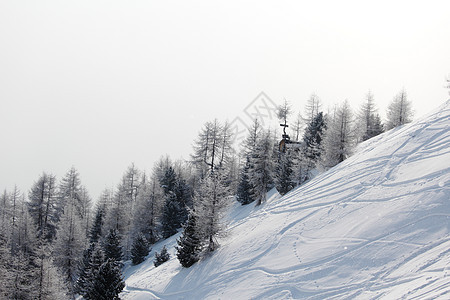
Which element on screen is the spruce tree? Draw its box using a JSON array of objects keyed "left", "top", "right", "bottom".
[
  {"left": 275, "top": 150, "right": 295, "bottom": 196},
  {"left": 85, "top": 258, "right": 125, "bottom": 300},
  {"left": 250, "top": 130, "right": 275, "bottom": 205},
  {"left": 236, "top": 158, "right": 254, "bottom": 205},
  {"left": 296, "top": 111, "right": 327, "bottom": 184},
  {"left": 159, "top": 165, "right": 191, "bottom": 239},
  {"left": 161, "top": 192, "right": 180, "bottom": 238},
  {"left": 131, "top": 233, "right": 150, "bottom": 265},
  {"left": 176, "top": 213, "right": 201, "bottom": 268},
  {"left": 79, "top": 245, "right": 105, "bottom": 299},
  {"left": 103, "top": 229, "right": 123, "bottom": 265},
  {"left": 154, "top": 245, "right": 170, "bottom": 267},
  {"left": 89, "top": 207, "right": 104, "bottom": 244},
  {"left": 75, "top": 242, "right": 96, "bottom": 295}
]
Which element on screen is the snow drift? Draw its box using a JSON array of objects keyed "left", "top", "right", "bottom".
[{"left": 122, "top": 100, "right": 450, "bottom": 299}]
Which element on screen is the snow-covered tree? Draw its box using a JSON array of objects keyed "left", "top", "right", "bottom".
[
  {"left": 160, "top": 165, "right": 189, "bottom": 238},
  {"left": 236, "top": 119, "right": 262, "bottom": 205},
  {"left": 131, "top": 232, "right": 150, "bottom": 265},
  {"left": 85, "top": 258, "right": 125, "bottom": 300},
  {"left": 131, "top": 175, "right": 161, "bottom": 244},
  {"left": 28, "top": 173, "right": 60, "bottom": 241},
  {"left": 154, "top": 245, "right": 170, "bottom": 267},
  {"left": 291, "top": 111, "right": 304, "bottom": 142},
  {"left": 386, "top": 89, "right": 413, "bottom": 130},
  {"left": 356, "top": 91, "right": 384, "bottom": 141},
  {"left": 81, "top": 246, "right": 125, "bottom": 300},
  {"left": 250, "top": 130, "right": 275, "bottom": 205},
  {"left": 303, "top": 93, "right": 322, "bottom": 125},
  {"left": 275, "top": 150, "right": 295, "bottom": 195},
  {"left": 75, "top": 242, "right": 96, "bottom": 296},
  {"left": 89, "top": 206, "right": 104, "bottom": 244},
  {"left": 104, "top": 164, "right": 142, "bottom": 259},
  {"left": 277, "top": 99, "right": 292, "bottom": 128},
  {"left": 176, "top": 212, "right": 201, "bottom": 268},
  {"left": 193, "top": 172, "right": 231, "bottom": 252},
  {"left": 78, "top": 245, "right": 105, "bottom": 299},
  {"left": 322, "top": 100, "right": 355, "bottom": 168},
  {"left": 53, "top": 202, "right": 84, "bottom": 298},
  {"left": 236, "top": 157, "right": 254, "bottom": 205},
  {"left": 58, "top": 167, "right": 82, "bottom": 216},
  {"left": 103, "top": 229, "right": 123, "bottom": 266},
  {"left": 295, "top": 111, "right": 327, "bottom": 184},
  {"left": 191, "top": 119, "right": 234, "bottom": 176}
]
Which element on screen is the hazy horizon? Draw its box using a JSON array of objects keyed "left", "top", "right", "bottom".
[{"left": 1, "top": 0, "right": 449, "bottom": 199}]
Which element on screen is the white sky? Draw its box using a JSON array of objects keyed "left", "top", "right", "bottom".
[{"left": 1, "top": 0, "right": 449, "bottom": 199}]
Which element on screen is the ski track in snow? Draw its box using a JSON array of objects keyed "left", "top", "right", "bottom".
[{"left": 122, "top": 100, "right": 450, "bottom": 300}]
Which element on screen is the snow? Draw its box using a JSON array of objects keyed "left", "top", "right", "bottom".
[{"left": 121, "top": 100, "right": 450, "bottom": 299}]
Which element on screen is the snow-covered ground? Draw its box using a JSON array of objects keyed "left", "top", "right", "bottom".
[{"left": 121, "top": 100, "right": 450, "bottom": 300}]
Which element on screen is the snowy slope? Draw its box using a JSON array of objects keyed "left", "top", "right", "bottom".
[{"left": 121, "top": 100, "right": 450, "bottom": 300}]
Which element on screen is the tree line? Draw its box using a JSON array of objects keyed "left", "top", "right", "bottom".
[{"left": 0, "top": 89, "right": 414, "bottom": 299}]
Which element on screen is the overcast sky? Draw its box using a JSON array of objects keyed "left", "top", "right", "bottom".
[{"left": 1, "top": 0, "right": 449, "bottom": 199}]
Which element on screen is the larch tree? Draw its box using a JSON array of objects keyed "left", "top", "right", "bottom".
[
  {"left": 322, "top": 100, "right": 355, "bottom": 169},
  {"left": 291, "top": 111, "right": 304, "bottom": 142},
  {"left": 303, "top": 93, "right": 322, "bottom": 125},
  {"left": 104, "top": 164, "right": 141, "bottom": 259},
  {"left": 357, "top": 91, "right": 384, "bottom": 141},
  {"left": 28, "top": 173, "right": 60, "bottom": 242},
  {"left": 53, "top": 201, "right": 84, "bottom": 299},
  {"left": 191, "top": 119, "right": 234, "bottom": 177},
  {"left": 386, "top": 89, "right": 413, "bottom": 130},
  {"left": 193, "top": 171, "right": 231, "bottom": 252}
]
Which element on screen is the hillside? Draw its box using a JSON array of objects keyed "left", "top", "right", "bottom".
[{"left": 121, "top": 100, "right": 450, "bottom": 300}]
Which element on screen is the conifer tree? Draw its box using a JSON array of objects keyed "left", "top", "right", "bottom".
[
  {"left": 75, "top": 242, "right": 96, "bottom": 296},
  {"left": 193, "top": 172, "right": 231, "bottom": 252},
  {"left": 89, "top": 206, "right": 104, "bottom": 244},
  {"left": 53, "top": 202, "right": 84, "bottom": 298},
  {"left": 132, "top": 176, "right": 160, "bottom": 245},
  {"left": 386, "top": 89, "right": 413, "bottom": 130},
  {"left": 275, "top": 150, "right": 295, "bottom": 195},
  {"left": 191, "top": 119, "right": 234, "bottom": 176},
  {"left": 86, "top": 258, "right": 125, "bottom": 300},
  {"left": 236, "top": 158, "right": 254, "bottom": 205},
  {"left": 79, "top": 245, "right": 106, "bottom": 299},
  {"left": 131, "top": 232, "right": 150, "bottom": 265},
  {"left": 357, "top": 91, "right": 384, "bottom": 141},
  {"left": 161, "top": 193, "right": 180, "bottom": 238},
  {"left": 176, "top": 213, "right": 201, "bottom": 268},
  {"left": 103, "top": 229, "right": 123, "bottom": 266},
  {"left": 296, "top": 111, "right": 327, "bottom": 184},
  {"left": 303, "top": 93, "right": 322, "bottom": 124},
  {"left": 28, "top": 173, "right": 60, "bottom": 241},
  {"left": 237, "top": 119, "right": 261, "bottom": 205},
  {"left": 154, "top": 245, "right": 170, "bottom": 267},
  {"left": 322, "top": 100, "right": 355, "bottom": 168},
  {"left": 250, "top": 130, "right": 275, "bottom": 205}
]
